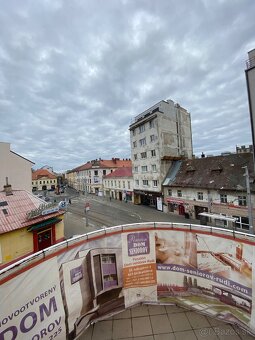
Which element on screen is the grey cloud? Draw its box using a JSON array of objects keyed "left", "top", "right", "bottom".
[{"left": 0, "top": 0, "right": 254, "bottom": 171}]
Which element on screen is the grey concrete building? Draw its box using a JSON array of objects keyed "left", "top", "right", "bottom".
[
  {"left": 245, "top": 49, "right": 255, "bottom": 167},
  {"left": 129, "top": 99, "right": 193, "bottom": 208}
]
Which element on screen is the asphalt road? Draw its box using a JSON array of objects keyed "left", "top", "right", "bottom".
[{"left": 63, "top": 191, "right": 200, "bottom": 239}]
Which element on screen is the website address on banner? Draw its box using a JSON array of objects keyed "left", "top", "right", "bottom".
[{"left": 157, "top": 264, "right": 249, "bottom": 295}]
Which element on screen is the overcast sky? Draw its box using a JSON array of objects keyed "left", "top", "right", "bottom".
[{"left": 0, "top": 0, "right": 254, "bottom": 172}]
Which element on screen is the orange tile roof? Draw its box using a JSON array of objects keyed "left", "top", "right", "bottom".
[
  {"left": 0, "top": 190, "right": 63, "bottom": 234},
  {"left": 104, "top": 167, "right": 133, "bottom": 178},
  {"left": 32, "top": 169, "right": 57, "bottom": 180}
]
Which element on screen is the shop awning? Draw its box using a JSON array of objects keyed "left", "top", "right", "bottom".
[
  {"left": 27, "top": 217, "right": 62, "bottom": 231},
  {"left": 199, "top": 212, "right": 237, "bottom": 222},
  {"left": 166, "top": 198, "right": 184, "bottom": 204}
]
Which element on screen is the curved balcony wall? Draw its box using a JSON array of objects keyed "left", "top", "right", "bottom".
[{"left": 0, "top": 222, "right": 255, "bottom": 339}]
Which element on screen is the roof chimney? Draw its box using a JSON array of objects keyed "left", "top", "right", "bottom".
[{"left": 4, "top": 177, "right": 13, "bottom": 196}]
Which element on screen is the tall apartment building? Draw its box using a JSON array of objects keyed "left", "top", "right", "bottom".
[
  {"left": 245, "top": 48, "right": 255, "bottom": 168},
  {"left": 129, "top": 99, "right": 193, "bottom": 208}
]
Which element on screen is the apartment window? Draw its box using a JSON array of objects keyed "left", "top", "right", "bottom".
[
  {"left": 238, "top": 196, "right": 247, "bottom": 206},
  {"left": 133, "top": 141, "right": 137, "bottom": 148},
  {"left": 128, "top": 181, "right": 130, "bottom": 189},
  {"left": 111, "top": 180, "right": 113, "bottom": 187},
  {"left": 135, "top": 180, "right": 139, "bottom": 186},
  {"left": 103, "top": 170, "right": 106, "bottom": 175},
  {"left": 168, "top": 189, "right": 172, "bottom": 196},
  {"left": 114, "top": 180, "right": 117, "bottom": 186},
  {"left": 150, "top": 135, "right": 155, "bottom": 142},
  {"left": 152, "top": 164, "right": 157, "bottom": 172},
  {"left": 142, "top": 180, "right": 148, "bottom": 186},
  {"left": 197, "top": 192, "right": 203, "bottom": 200},
  {"left": 149, "top": 119, "right": 154, "bottom": 128},
  {"left": 132, "top": 129, "right": 136, "bottom": 136},
  {"left": 177, "top": 190, "right": 182, "bottom": 197},
  {"left": 153, "top": 180, "right": 158, "bottom": 187},
  {"left": 134, "top": 154, "right": 137, "bottom": 160},
  {"left": 220, "top": 194, "right": 227, "bottom": 203},
  {"left": 141, "top": 152, "right": 147, "bottom": 159},
  {"left": 123, "top": 181, "right": 125, "bottom": 188},
  {"left": 94, "top": 170, "right": 98, "bottom": 176},
  {"left": 134, "top": 166, "right": 138, "bottom": 172},
  {"left": 151, "top": 150, "right": 156, "bottom": 157},
  {"left": 139, "top": 124, "right": 145, "bottom": 133},
  {"left": 139, "top": 137, "right": 146, "bottom": 147},
  {"left": 141, "top": 165, "right": 148, "bottom": 172}
]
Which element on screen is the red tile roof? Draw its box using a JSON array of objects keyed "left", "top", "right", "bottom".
[
  {"left": 0, "top": 190, "right": 63, "bottom": 234},
  {"left": 32, "top": 169, "right": 57, "bottom": 180},
  {"left": 104, "top": 167, "right": 133, "bottom": 178},
  {"left": 70, "top": 159, "right": 132, "bottom": 172}
]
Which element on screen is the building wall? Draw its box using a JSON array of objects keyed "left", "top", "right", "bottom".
[
  {"left": 32, "top": 177, "right": 57, "bottom": 191},
  {"left": 130, "top": 100, "right": 192, "bottom": 199},
  {"left": 103, "top": 177, "right": 133, "bottom": 201},
  {"left": 0, "top": 228, "right": 34, "bottom": 266},
  {"left": 0, "top": 142, "right": 33, "bottom": 192},
  {"left": 55, "top": 218, "right": 65, "bottom": 242},
  {"left": 0, "top": 217, "right": 64, "bottom": 267},
  {"left": 163, "top": 186, "right": 255, "bottom": 229},
  {"left": 246, "top": 49, "right": 255, "bottom": 165}
]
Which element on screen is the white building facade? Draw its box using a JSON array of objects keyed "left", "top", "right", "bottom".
[
  {"left": 129, "top": 99, "right": 193, "bottom": 208},
  {"left": 0, "top": 142, "right": 34, "bottom": 192},
  {"left": 103, "top": 167, "right": 133, "bottom": 202}
]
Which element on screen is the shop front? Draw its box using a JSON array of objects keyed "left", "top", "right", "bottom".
[
  {"left": 134, "top": 190, "right": 162, "bottom": 208},
  {"left": 166, "top": 197, "right": 186, "bottom": 215}
]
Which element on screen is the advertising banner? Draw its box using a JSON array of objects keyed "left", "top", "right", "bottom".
[
  {"left": 155, "top": 228, "right": 254, "bottom": 334},
  {"left": 0, "top": 257, "right": 66, "bottom": 340},
  {"left": 1, "top": 224, "right": 255, "bottom": 339}
]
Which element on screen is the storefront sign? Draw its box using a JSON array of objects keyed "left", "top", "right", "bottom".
[
  {"left": 26, "top": 203, "right": 59, "bottom": 220},
  {"left": 166, "top": 197, "right": 184, "bottom": 204}
]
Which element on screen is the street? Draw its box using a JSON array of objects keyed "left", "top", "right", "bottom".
[{"left": 63, "top": 190, "right": 200, "bottom": 239}]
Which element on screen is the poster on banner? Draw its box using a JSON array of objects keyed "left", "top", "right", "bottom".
[
  {"left": 0, "top": 257, "right": 66, "bottom": 340},
  {"left": 57, "top": 233, "right": 125, "bottom": 339},
  {"left": 122, "top": 231, "right": 157, "bottom": 307},
  {"left": 155, "top": 229, "right": 254, "bottom": 333}
]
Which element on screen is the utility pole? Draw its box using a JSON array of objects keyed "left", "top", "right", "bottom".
[
  {"left": 84, "top": 202, "right": 90, "bottom": 227},
  {"left": 243, "top": 166, "right": 254, "bottom": 234}
]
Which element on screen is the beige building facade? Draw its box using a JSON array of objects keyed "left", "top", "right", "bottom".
[{"left": 0, "top": 142, "right": 34, "bottom": 192}]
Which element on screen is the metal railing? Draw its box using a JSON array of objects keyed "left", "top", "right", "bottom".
[{"left": 246, "top": 56, "right": 255, "bottom": 69}]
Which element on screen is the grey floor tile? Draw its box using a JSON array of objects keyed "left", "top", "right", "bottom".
[
  {"left": 131, "top": 305, "right": 149, "bottom": 317},
  {"left": 154, "top": 334, "right": 176, "bottom": 340},
  {"left": 113, "top": 309, "right": 131, "bottom": 319},
  {"left": 147, "top": 304, "right": 166, "bottom": 315},
  {"left": 132, "top": 316, "right": 152, "bottom": 337},
  {"left": 165, "top": 304, "right": 184, "bottom": 314},
  {"left": 150, "top": 314, "right": 173, "bottom": 334},
  {"left": 185, "top": 311, "right": 211, "bottom": 329},
  {"left": 168, "top": 312, "right": 192, "bottom": 332},
  {"left": 113, "top": 319, "right": 132, "bottom": 339},
  {"left": 194, "top": 327, "right": 219, "bottom": 340},
  {"left": 174, "top": 330, "right": 197, "bottom": 340},
  {"left": 232, "top": 325, "right": 255, "bottom": 340},
  {"left": 92, "top": 320, "right": 113, "bottom": 340},
  {"left": 213, "top": 324, "right": 242, "bottom": 340}
]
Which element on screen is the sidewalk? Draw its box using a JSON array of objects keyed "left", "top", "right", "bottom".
[{"left": 78, "top": 304, "right": 254, "bottom": 340}]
